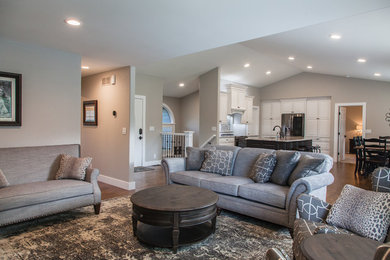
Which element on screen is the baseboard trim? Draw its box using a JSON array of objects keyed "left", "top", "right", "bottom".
[
  {"left": 98, "top": 174, "right": 135, "bottom": 190},
  {"left": 143, "top": 160, "right": 161, "bottom": 166}
]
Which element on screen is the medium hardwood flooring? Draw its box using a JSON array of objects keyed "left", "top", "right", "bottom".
[{"left": 100, "top": 162, "right": 372, "bottom": 204}]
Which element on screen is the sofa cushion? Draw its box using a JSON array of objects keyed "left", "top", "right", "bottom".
[
  {"left": 287, "top": 155, "right": 325, "bottom": 186},
  {"left": 0, "top": 180, "right": 93, "bottom": 211},
  {"left": 0, "top": 169, "right": 9, "bottom": 188},
  {"left": 200, "top": 150, "right": 234, "bottom": 176},
  {"left": 200, "top": 176, "right": 254, "bottom": 196},
  {"left": 232, "top": 148, "right": 275, "bottom": 177},
  {"left": 270, "top": 150, "right": 300, "bottom": 186},
  {"left": 238, "top": 182, "right": 289, "bottom": 209},
  {"left": 170, "top": 171, "right": 217, "bottom": 187},
  {"left": 249, "top": 153, "right": 277, "bottom": 183},
  {"left": 185, "top": 146, "right": 216, "bottom": 171},
  {"left": 326, "top": 184, "right": 390, "bottom": 242}
]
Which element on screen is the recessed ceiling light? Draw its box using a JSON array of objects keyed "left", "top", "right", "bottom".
[
  {"left": 288, "top": 56, "right": 295, "bottom": 61},
  {"left": 357, "top": 58, "right": 366, "bottom": 63},
  {"left": 81, "top": 66, "right": 89, "bottom": 69},
  {"left": 179, "top": 83, "right": 185, "bottom": 87},
  {"left": 265, "top": 71, "right": 271, "bottom": 75},
  {"left": 307, "top": 65, "right": 313, "bottom": 69},
  {"left": 65, "top": 18, "right": 81, "bottom": 26},
  {"left": 330, "top": 34, "right": 342, "bottom": 40},
  {"left": 374, "top": 73, "right": 381, "bottom": 77},
  {"left": 244, "top": 63, "right": 250, "bottom": 68}
]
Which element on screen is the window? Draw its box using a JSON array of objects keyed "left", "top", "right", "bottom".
[
  {"left": 162, "top": 107, "right": 172, "bottom": 124},
  {"left": 162, "top": 104, "right": 175, "bottom": 133}
]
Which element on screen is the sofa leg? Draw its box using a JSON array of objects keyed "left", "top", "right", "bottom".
[{"left": 94, "top": 203, "right": 101, "bottom": 214}]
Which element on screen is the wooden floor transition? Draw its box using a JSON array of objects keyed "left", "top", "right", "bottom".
[{"left": 100, "top": 161, "right": 372, "bottom": 204}]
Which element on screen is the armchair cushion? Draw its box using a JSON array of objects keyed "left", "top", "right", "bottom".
[
  {"left": 372, "top": 167, "right": 390, "bottom": 192},
  {"left": 326, "top": 184, "right": 390, "bottom": 242},
  {"left": 297, "top": 193, "right": 331, "bottom": 223}
]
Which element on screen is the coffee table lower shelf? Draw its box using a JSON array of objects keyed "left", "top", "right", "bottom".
[{"left": 135, "top": 222, "right": 214, "bottom": 249}]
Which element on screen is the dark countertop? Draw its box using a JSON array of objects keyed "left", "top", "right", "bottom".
[{"left": 245, "top": 136, "right": 312, "bottom": 143}]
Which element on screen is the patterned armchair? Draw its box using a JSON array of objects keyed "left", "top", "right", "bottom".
[{"left": 293, "top": 167, "right": 390, "bottom": 260}]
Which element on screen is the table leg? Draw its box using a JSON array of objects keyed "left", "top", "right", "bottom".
[
  {"left": 172, "top": 213, "right": 180, "bottom": 253},
  {"left": 212, "top": 216, "right": 217, "bottom": 233},
  {"left": 132, "top": 216, "right": 137, "bottom": 237}
]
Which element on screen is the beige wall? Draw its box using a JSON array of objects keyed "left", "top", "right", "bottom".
[
  {"left": 199, "top": 68, "right": 219, "bottom": 146},
  {"left": 163, "top": 96, "right": 182, "bottom": 132},
  {"left": 345, "top": 106, "right": 363, "bottom": 153},
  {"left": 260, "top": 72, "right": 390, "bottom": 156},
  {"left": 0, "top": 37, "right": 81, "bottom": 148},
  {"left": 181, "top": 91, "right": 200, "bottom": 146},
  {"left": 81, "top": 67, "right": 131, "bottom": 182},
  {"left": 135, "top": 73, "right": 164, "bottom": 162}
]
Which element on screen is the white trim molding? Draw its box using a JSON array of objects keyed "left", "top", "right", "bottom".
[
  {"left": 98, "top": 174, "right": 136, "bottom": 190},
  {"left": 143, "top": 160, "right": 161, "bottom": 166},
  {"left": 333, "top": 102, "right": 366, "bottom": 162},
  {"left": 135, "top": 95, "right": 146, "bottom": 167}
]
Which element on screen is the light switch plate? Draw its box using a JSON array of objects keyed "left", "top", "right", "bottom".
[
  {"left": 211, "top": 126, "right": 217, "bottom": 131},
  {"left": 122, "top": 127, "right": 127, "bottom": 135},
  {"left": 365, "top": 129, "right": 372, "bottom": 134},
  {"left": 149, "top": 126, "right": 155, "bottom": 131}
]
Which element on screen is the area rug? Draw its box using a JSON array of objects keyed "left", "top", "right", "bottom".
[
  {"left": 0, "top": 196, "right": 293, "bottom": 259},
  {"left": 134, "top": 166, "right": 155, "bottom": 173}
]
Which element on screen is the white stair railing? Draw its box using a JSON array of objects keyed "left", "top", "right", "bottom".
[
  {"left": 200, "top": 134, "right": 217, "bottom": 148},
  {"left": 161, "top": 131, "right": 194, "bottom": 158}
]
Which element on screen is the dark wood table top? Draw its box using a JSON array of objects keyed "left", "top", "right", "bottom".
[
  {"left": 131, "top": 184, "right": 218, "bottom": 212},
  {"left": 301, "top": 234, "right": 381, "bottom": 260}
]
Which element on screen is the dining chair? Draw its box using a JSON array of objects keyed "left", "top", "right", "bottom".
[
  {"left": 353, "top": 136, "right": 364, "bottom": 177},
  {"left": 363, "top": 138, "right": 388, "bottom": 175}
]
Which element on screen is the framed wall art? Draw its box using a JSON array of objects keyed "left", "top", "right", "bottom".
[
  {"left": 83, "top": 100, "right": 98, "bottom": 126},
  {"left": 0, "top": 71, "right": 22, "bottom": 126}
]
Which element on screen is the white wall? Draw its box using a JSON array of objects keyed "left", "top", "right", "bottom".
[{"left": 0, "top": 37, "right": 81, "bottom": 147}]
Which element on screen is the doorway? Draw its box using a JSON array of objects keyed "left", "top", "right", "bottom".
[
  {"left": 134, "top": 95, "right": 146, "bottom": 167},
  {"left": 333, "top": 102, "right": 366, "bottom": 163}
]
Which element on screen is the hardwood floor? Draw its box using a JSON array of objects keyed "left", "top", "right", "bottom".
[{"left": 100, "top": 162, "right": 372, "bottom": 204}]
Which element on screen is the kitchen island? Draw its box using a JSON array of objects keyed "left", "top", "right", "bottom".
[{"left": 246, "top": 137, "right": 312, "bottom": 151}]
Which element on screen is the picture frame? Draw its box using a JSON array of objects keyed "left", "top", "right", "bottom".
[
  {"left": 0, "top": 71, "right": 22, "bottom": 126},
  {"left": 83, "top": 100, "right": 98, "bottom": 126}
]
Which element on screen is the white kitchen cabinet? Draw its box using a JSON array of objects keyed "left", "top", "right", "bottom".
[
  {"left": 306, "top": 98, "right": 330, "bottom": 119},
  {"left": 261, "top": 119, "right": 281, "bottom": 136},
  {"left": 219, "top": 92, "right": 228, "bottom": 123},
  {"left": 306, "top": 100, "right": 319, "bottom": 119},
  {"left": 241, "top": 96, "right": 254, "bottom": 124},
  {"left": 226, "top": 84, "right": 247, "bottom": 112},
  {"left": 318, "top": 99, "right": 331, "bottom": 119},
  {"left": 280, "top": 99, "right": 306, "bottom": 114},
  {"left": 318, "top": 119, "right": 330, "bottom": 138},
  {"left": 261, "top": 100, "right": 281, "bottom": 136},
  {"left": 218, "top": 137, "right": 235, "bottom": 146},
  {"left": 305, "top": 119, "right": 318, "bottom": 137},
  {"left": 248, "top": 106, "right": 259, "bottom": 136}
]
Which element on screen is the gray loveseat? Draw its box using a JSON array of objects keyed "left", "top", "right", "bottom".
[
  {"left": 162, "top": 146, "right": 334, "bottom": 228},
  {"left": 0, "top": 144, "right": 101, "bottom": 227}
]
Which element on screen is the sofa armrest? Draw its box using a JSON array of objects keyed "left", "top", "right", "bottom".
[
  {"left": 85, "top": 168, "right": 101, "bottom": 204},
  {"left": 161, "top": 158, "right": 186, "bottom": 184},
  {"left": 286, "top": 172, "right": 334, "bottom": 227}
]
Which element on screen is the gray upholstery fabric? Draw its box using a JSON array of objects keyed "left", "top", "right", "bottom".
[
  {"left": 265, "top": 248, "right": 291, "bottom": 260},
  {"left": 0, "top": 180, "right": 93, "bottom": 211},
  {"left": 170, "top": 171, "right": 217, "bottom": 187},
  {"left": 161, "top": 157, "right": 186, "bottom": 184},
  {"left": 0, "top": 169, "right": 9, "bottom": 188},
  {"left": 238, "top": 182, "right": 289, "bottom": 209},
  {"left": 232, "top": 148, "right": 275, "bottom": 177},
  {"left": 372, "top": 167, "right": 390, "bottom": 192},
  {"left": 326, "top": 184, "right": 390, "bottom": 242},
  {"left": 85, "top": 168, "right": 101, "bottom": 204},
  {"left": 200, "top": 150, "right": 234, "bottom": 176},
  {"left": 0, "top": 144, "right": 79, "bottom": 185},
  {"left": 249, "top": 153, "right": 277, "bottom": 183},
  {"left": 185, "top": 147, "right": 215, "bottom": 171},
  {"left": 200, "top": 176, "right": 254, "bottom": 196},
  {"left": 299, "top": 151, "right": 333, "bottom": 173},
  {"left": 287, "top": 155, "right": 325, "bottom": 186},
  {"left": 270, "top": 150, "right": 301, "bottom": 186},
  {"left": 297, "top": 193, "right": 331, "bottom": 223},
  {"left": 213, "top": 145, "right": 241, "bottom": 175}
]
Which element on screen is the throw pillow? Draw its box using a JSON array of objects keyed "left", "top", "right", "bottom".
[
  {"left": 326, "top": 184, "right": 390, "bottom": 242},
  {"left": 200, "top": 150, "right": 234, "bottom": 176},
  {"left": 249, "top": 153, "right": 277, "bottom": 183},
  {"left": 270, "top": 150, "right": 301, "bottom": 186},
  {"left": 55, "top": 154, "right": 92, "bottom": 180},
  {"left": 0, "top": 169, "right": 10, "bottom": 188},
  {"left": 186, "top": 146, "right": 216, "bottom": 171},
  {"left": 287, "top": 155, "right": 325, "bottom": 186}
]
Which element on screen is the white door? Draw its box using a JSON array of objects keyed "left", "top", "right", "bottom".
[
  {"left": 338, "top": 107, "right": 347, "bottom": 161},
  {"left": 134, "top": 96, "right": 145, "bottom": 167}
]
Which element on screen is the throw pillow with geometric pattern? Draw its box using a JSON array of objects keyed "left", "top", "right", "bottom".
[
  {"left": 297, "top": 193, "right": 331, "bottom": 223},
  {"left": 249, "top": 153, "right": 277, "bottom": 183},
  {"left": 55, "top": 154, "right": 92, "bottom": 181},
  {"left": 326, "top": 184, "right": 390, "bottom": 242},
  {"left": 200, "top": 150, "right": 234, "bottom": 176},
  {"left": 372, "top": 167, "right": 390, "bottom": 192}
]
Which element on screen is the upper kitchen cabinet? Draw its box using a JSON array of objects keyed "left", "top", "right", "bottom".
[
  {"left": 241, "top": 96, "right": 254, "bottom": 124},
  {"left": 306, "top": 98, "right": 331, "bottom": 119},
  {"left": 219, "top": 92, "right": 228, "bottom": 123},
  {"left": 280, "top": 98, "right": 306, "bottom": 114},
  {"left": 262, "top": 100, "right": 281, "bottom": 120},
  {"left": 226, "top": 84, "right": 247, "bottom": 113}
]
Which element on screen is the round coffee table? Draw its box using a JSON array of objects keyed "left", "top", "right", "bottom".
[{"left": 130, "top": 184, "right": 219, "bottom": 253}]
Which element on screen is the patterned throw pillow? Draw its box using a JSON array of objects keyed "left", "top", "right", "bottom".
[
  {"left": 372, "top": 167, "right": 390, "bottom": 192},
  {"left": 55, "top": 154, "right": 92, "bottom": 180},
  {"left": 200, "top": 150, "right": 234, "bottom": 176},
  {"left": 249, "top": 153, "right": 277, "bottom": 183},
  {"left": 0, "top": 169, "right": 10, "bottom": 188},
  {"left": 297, "top": 193, "right": 331, "bottom": 223},
  {"left": 326, "top": 184, "right": 390, "bottom": 242}
]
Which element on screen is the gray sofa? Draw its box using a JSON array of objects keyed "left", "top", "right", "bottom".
[
  {"left": 0, "top": 144, "right": 101, "bottom": 227},
  {"left": 162, "top": 146, "right": 334, "bottom": 228}
]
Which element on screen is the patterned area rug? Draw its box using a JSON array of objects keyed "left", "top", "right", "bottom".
[{"left": 0, "top": 196, "right": 292, "bottom": 259}]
